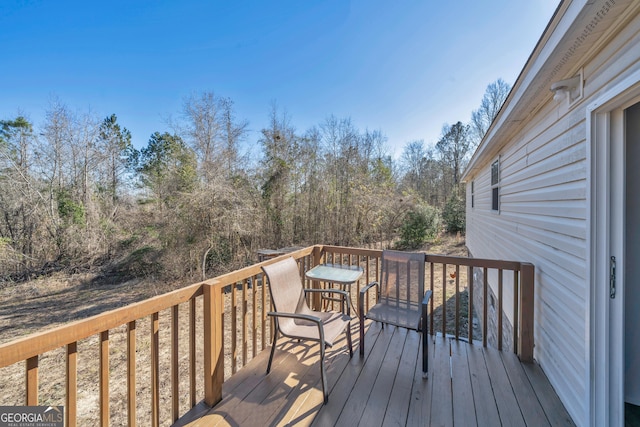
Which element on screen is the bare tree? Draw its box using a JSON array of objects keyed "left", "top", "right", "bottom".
[
  {"left": 470, "top": 78, "right": 511, "bottom": 146},
  {"left": 40, "top": 100, "right": 75, "bottom": 196},
  {"left": 0, "top": 116, "right": 40, "bottom": 269},
  {"left": 182, "top": 91, "right": 222, "bottom": 178},
  {"left": 219, "top": 97, "right": 248, "bottom": 177}
]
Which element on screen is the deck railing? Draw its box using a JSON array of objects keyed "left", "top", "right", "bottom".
[{"left": 0, "top": 245, "right": 533, "bottom": 427}]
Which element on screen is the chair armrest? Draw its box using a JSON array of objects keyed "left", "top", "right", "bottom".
[
  {"left": 359, "top": 281, "right": 379, "bottom": 321},
  {"left": 422, "top": 289, "right": 433, "bottom": 306},
  {"left": 421, "top": 290, "right": 432, "bottom": 334},
  {"left": 267, "top": 311, "right": 321, "bottom": 325},
  {"left": 359, "top": 281, "right": 379, "bottom": 296}
]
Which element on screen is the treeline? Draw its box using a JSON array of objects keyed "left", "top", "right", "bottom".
[{"left": 0, "top": 80, "right": 509, "bottom": 283}]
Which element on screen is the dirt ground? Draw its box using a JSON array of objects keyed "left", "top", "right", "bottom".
[{"left": 0, "top": 233, "right": 475, "bottom": 426}]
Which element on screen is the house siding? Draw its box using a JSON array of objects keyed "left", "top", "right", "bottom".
[{"left": 465, "top": 9, "right": 640, "bottom": 426}]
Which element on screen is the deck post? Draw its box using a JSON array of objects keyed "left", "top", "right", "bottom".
[
  {"left": 204, "top": 282, "right": 223, "bottom": 406},
  {"left": 26, "top": 356, "right": 38, "bottom": 405},
  {"left": 312, "top": 245, "right": 323, "bottom": 310},
  {"left": 518, "top": 263, "right": 535, "bottom": 363}
]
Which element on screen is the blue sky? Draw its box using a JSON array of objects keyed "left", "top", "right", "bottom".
[{"left": 1, "top": 0, "right": 559, "bottom": 157}]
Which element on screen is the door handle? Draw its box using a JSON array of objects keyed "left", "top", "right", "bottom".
[{"left": 610, "top": 256, "right": 616, "bottom": 299}]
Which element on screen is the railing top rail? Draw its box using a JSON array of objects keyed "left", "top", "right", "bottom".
[
  {"left": 320, "top": 245, "right": 383, "bottom": 258},
  {"left": 0, "top": 282, "right": 204, "bottom": 368},
  {"left": 425, "top": 254, "right": 523, "bottom": 271},
  {"left": 320, "top": 245, "right": 526, "bottom": 271},
  {"left": 211, "top": 246, "right": 315, "bottom": 287}
]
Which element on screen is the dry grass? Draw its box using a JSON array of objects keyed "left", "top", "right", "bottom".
[
  {"left": 0, "top": 285, "right": 270, "bottom": 426},
  {"left": 0, "top": 234, "right": 473, "bottom": 426}
]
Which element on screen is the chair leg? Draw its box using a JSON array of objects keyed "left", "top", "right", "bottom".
[
  {"left": 346, "top": 321, "right": 353, "bottom": 358},
  {"left": 422, "top": 332, "right": 428, "bottom": 378},
  {"left": 267, "top": 329, "right": 279, "bottom": 374},
  {"left": 422, "top": 315, "right": 429, "bottom": 378},
  {"left": 320, "top": 343, "right": 328, "bottom": 403},
  {"left": 359, "top": 315, "right": 365, "bottom": 356}
]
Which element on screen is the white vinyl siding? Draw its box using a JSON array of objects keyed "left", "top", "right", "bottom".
[{"left": 465, "top": 8, "right": 640, "bottom": 426}]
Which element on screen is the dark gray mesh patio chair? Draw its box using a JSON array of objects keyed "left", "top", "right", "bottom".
[
  {"left": 359, "top": 250, "right": 432, "bottom": 377},
  {"left": 262, "top": 257, "right": 353, "bottom": 403}
]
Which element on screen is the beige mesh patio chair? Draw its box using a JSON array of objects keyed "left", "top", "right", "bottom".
[
  {"left": 262, "top": 257, "right": 353, "bottom": 403},
  {"left": 359, "top": 250, "right": 432, "bottom": 377}
]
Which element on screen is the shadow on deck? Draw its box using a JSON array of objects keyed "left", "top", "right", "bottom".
[{"left": 174, "top": 321, "right": 574, "bottom": 427}]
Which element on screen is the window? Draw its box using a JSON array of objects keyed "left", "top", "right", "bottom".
[
  {"left": 491, "top": 159, "right": 500, "bottom": 211},
  {"left": 471, "top": 181, "right": 475, "bottom": 208}
]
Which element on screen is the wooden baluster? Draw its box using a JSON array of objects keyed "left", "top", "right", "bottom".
[
  {"left": 483, "top": 267, "right": 488, "bottom": 348},
  {"left": 498, "top": 269, "right": 503, "bottom": 351},
  {"left": 67, "top": 342, "right": 77, "bottom": 427},
  {"left": 376, "top": 254, "right": 380, "bottom": 284},
  {"left": 252, "top": 276, "right": 258, "bottom": 359},
  {"left": 127, "top": 322, "right": 136, "bottom": 427},
  {"left": 356, "top": 255, "right": 360, "bottom": 311},
  {"left": 171, "top": 305, "right": 179, "bottom": 423},
  {"left": 242, "top": 279, "right": 248, "bottom": 367},
  {"left": 468, "top": 265, "right": 474, "bottom": 343},
  {"left": 365, "top": 256, "right": 370, "bottom": 312},
  {"left": 151, "top": 313, "right": 159, "bottom": 427},
  {"left": 26, "top": 355, "right": 38, "bottom": 405},
  {"left": 100, "top": 330, "right": 109, "bottom": 427},
  {"left": 455, "top": 264, "right": 460, "bottom": 341},
  {"left": 513, "top": 270, "right": 520, "bottom": 355},
  {"left": 442, "top": 264, "right": 447, "bottom": 337},
  {"left": 189, "top": 298, "right": 196, "bottom": 407},
  {"left": 261, "top": 272, "right": 267, "bottom": 351},
  {"left": 396, "top": 260, "right": 401, "bottom": 303},
  {"left": 232, "top": 283, "right": 237, "bottom": 374},
  {"left": 429, "top": 262, "right": 434, "bottom": 336}
]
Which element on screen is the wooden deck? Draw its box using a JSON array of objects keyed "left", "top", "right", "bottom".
[{"left": 175, "top": 321, "right": 574, "bottom": 427}]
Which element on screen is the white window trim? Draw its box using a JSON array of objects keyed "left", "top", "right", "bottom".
[
  {"left": 588, "top": 68, "right": 640, "bottom": 427},
  {"left": 491, "top": 157, "right": 500, "bottom": 212}
]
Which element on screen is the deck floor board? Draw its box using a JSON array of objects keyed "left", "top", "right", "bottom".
[
  {"left": 482, "top": 344, "right": 526, "bottom": 427},
  {"left": 175, "top": 322, "right": 575, "bottom": 427},
  {"left": 466, "top": 341, "right": 501, "bottom": 427},
  {"left": 333, "top": 323, "right": 395, "bottom": 426},
  {"left": 382, "top": 328, "right": 420, "bottom": 427},
  {"left": 451, "top": 339, "right": 476, "bottom": 426},
  {"left": 501, "top": 350, "right": 551, "bottom": 426},
  {"left": 428, "top": 335, "right": 454, "bottom": 427},
  {"left": 358, "top": 326, "right": 407, "bottom": 427}
]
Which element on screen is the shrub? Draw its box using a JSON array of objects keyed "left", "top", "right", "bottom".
[
  {"left": 396, "top": 204, "right": 441, "bottom": 249},
  {"left": 57, "top": 190, "right": 85, "bottom": 225},
  {"left": 442, "top": 190, "right": 465, "bottom": 233},
  {"left": 117, "top": 246, "right": 162, "bottom": 278}
]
